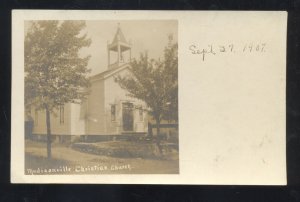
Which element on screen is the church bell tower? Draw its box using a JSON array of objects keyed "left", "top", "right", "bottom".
[{"left": 107, "top": 24, "right": 132, "bottom": 69}]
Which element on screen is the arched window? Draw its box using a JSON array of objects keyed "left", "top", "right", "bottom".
[
  {"left": 59, "top": 105, "right": 64, "bottom": 124},
  {"left": 111, "top": 105, "right": 116, "bottom": 121},
  {"left": 139, "top": 107, "right": 143, "bottom": 121},
  {"left": 35, "top": 109, "right": 38, "bottom": 126}
]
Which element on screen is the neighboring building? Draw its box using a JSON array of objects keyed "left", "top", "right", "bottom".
[{"left": 29, "top": 25, "right": 148, "bottom": 142}]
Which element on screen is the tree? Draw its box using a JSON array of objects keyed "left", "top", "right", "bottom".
[
  {"left": 115, "top": 36, "right": 178, "bottom": 153},
  {"left": 25, "top": 21, "right": 91, "bottom": 159}
]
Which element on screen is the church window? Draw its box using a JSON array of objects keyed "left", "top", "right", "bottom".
[
  {"left": 139, "top": 107, "right": 143, "bottom": 121},
  {"left": 111, "top": 105, "right": 116, "bottom": 121},
  {"left": 35, "top": 109, "right": 38, "bottom": 125},
  {"left": 59, "top": 105, "right": 64, "bottom": 124}
]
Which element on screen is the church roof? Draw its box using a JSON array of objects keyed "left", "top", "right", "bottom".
[{"left": 90, "top": 63, "right": 130, "bottom": 82}]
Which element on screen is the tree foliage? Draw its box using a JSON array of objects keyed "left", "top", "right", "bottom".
[
  {"left": 25, "top": 20, "right": 91, "bottom": 111},
  {"left": 116, "top": 37, "right": 178, "bottom": 125},
  {"left": 25, "top": 20, "right": 91, "bottom": 158},
  {"left": 116, "top": 37, "right": 178, "bottom": 154}
]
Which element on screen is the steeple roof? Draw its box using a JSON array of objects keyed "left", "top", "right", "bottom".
[{"left": 112, "top": 25, "right": 128, "bottom": 44}]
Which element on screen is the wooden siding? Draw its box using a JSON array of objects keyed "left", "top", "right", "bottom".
[
  {"left": 86, "top": 79, "right": 106, "bottom": 135},
  {"left": 104, "top": 70, "right": 148, "bottom": 134},
  {"left": 31, "top": 104, "right": 71, "bottom": 135}
]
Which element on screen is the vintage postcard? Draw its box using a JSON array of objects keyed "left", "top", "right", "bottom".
[{"left": 11, "top": 10, "right": 287, "bottom": 184}]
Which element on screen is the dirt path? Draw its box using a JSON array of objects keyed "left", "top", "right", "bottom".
[{"left": 25, "top": 140, "right": 179, "bottom": 174}]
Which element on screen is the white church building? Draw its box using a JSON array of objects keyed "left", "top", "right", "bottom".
[{"left": 28, "top": 25, "right": 149, "bottom": 142}]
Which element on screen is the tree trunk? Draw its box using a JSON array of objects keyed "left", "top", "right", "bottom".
[
  {"left": 148, "top": 122, "right": 153, "bottom": 139},
  {"left": 45, "top": 106, "right": 52, "bottom": 159},
  {"left": 155, "top": 118, "right": 163, "bottom": 155}
]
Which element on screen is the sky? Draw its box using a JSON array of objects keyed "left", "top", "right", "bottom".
[{"left": 81, "top": 20, "right": 178, "bottom": 75}]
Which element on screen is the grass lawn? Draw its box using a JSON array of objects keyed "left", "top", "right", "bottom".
[{"left": 25, "top": 139, "right": 179, "bottom": 175}]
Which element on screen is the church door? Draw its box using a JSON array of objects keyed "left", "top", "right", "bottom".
[{"left": 122, "top": 103, "right": 134, "bottom": 131}]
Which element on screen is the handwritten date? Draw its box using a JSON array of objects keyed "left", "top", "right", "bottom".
[{"left": 189, "top": 43, "right": 266, "bottom": 61}]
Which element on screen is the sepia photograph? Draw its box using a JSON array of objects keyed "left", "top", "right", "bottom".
[
  {"left": 24, "top": 20, "right": 179, "bottom": 175},
  {"left": 1, "top": 1, "right": 297, "bottom": 200},
  {"left": 11, "top": 10, "right": 287, "bottom": 184}
]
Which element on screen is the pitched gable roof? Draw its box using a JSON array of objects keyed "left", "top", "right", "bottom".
[{"left": 90, "top": 63, "right": 130, "bottom": 82}]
